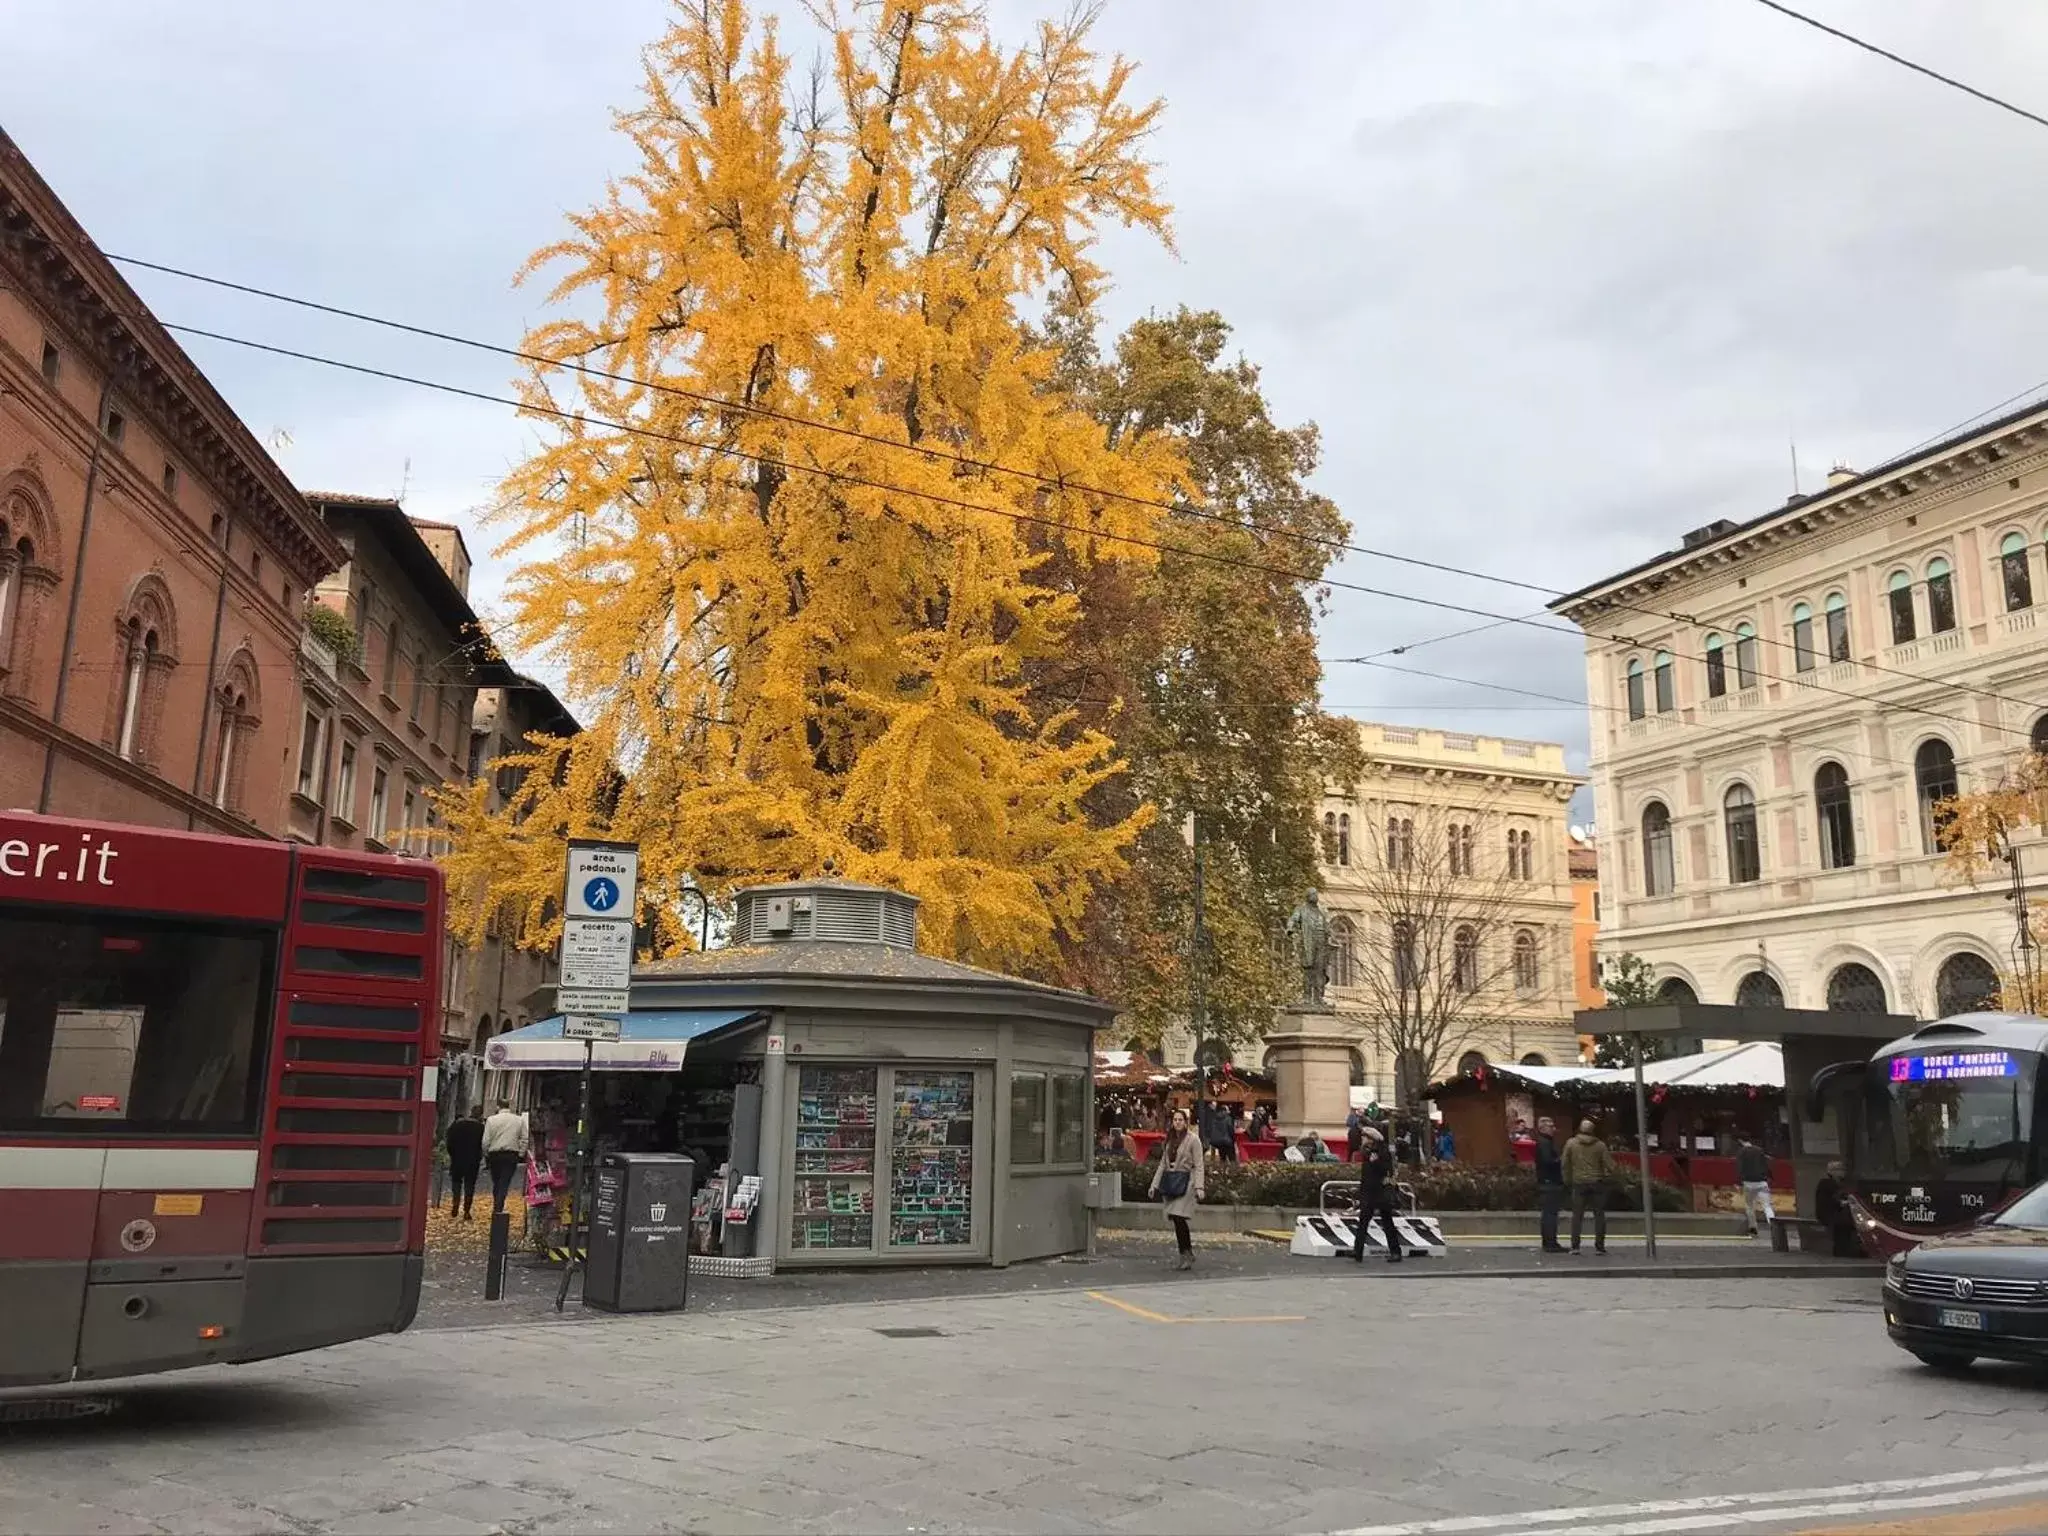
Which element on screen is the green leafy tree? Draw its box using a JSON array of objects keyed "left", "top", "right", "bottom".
[
  {"left": 1033, "top": 297, "right": 1358, "bottom": 1045},
  {"left": 1591, "top": 952, "right": 1681, "bottom": 1067}
]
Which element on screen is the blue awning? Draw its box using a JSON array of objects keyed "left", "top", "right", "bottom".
[{"left": 483, "top": 1009, "right": 759, "bottom": 1073}]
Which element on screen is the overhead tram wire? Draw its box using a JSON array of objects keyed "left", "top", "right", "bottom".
[
  {"left": 115, "top": 254, "right": 2048, "bottom": 719},
  {"left": 157, "top": 318, "right": 2048, "bottom": 753},
  {"left": 1747, "top": 0, "right": 2048, "bottom": 136}
]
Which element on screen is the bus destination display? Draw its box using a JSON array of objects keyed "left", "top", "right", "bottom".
[{"left": 1889, "top": 1049, "right": 2019, "bottom": 1082}]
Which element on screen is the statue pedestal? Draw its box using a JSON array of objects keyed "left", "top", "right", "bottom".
[{"left": 1263, "top": 1008, "right": 1355, "bottom": 1142}]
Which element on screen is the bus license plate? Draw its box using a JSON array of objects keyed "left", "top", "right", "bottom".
[{"left": 1939, "top": 1308, "right": 1985, "bottom": 1331}]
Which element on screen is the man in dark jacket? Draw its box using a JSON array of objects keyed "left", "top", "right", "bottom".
[
  {"left": 444, "top": 1107, "right": 485, "bottom": 1220},
  {"left": 1814, "top": 1159, "right": 1862, "bottom": 1257},
  {"left": 1736, "top": 1135, "right": 1775, "bottom": 1235},
  {"left": 1534, "top": 1115, "right": 1566, "bottom": 1253},
  {"left": 1349, "top": 1127, "right": 1404, "bottom": 1264}
]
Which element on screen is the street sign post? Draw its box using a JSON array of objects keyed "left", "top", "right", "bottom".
[{"left": 552, "top": 839, "right": 639, "bottom": 1312}]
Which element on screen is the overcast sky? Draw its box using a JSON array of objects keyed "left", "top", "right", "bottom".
[{"left": 11, "top": 0, "right": 2048, "bottom": 824}]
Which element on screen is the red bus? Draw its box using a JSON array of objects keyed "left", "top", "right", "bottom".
[{"left": 0, "top": 810, "right": 442, "bottom": 1386}]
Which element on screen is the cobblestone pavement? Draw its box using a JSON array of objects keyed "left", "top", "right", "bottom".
[{"left": 4, "top": 1271, "right": 2043, "bottom": 1535}]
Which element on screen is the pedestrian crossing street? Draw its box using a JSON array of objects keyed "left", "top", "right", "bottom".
[{"left": 1328, "top": 1461, "right": 2048, "bottom": 1535}]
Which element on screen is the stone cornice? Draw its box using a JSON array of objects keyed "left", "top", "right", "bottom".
[
  {"left": 0, "top": 132, "right": 344, "bottom": 588},
  {"left": 1553, "top": 407, "right": 2048, "bottom": 630}
]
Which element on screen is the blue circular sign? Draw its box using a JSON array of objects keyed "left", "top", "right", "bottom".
[{"left": 583, "top": 876, "right": 620, "bottom": 912}]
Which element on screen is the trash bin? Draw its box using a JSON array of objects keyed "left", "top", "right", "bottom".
[{"left": 583, "top": 1152, "right": 694, "bottom": 1313}]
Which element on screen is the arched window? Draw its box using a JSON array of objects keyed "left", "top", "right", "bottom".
[
  {"left": 2034, "top": 714, "right": 2048, "bottom": 756},
  {"left": 1321, "top": 811, "right": 1339, "bottom": 863},
  {"left": 1734, "top": 622, "right": 1758, "bottom": 689},
  {"left": 1391, "top": 919, "right": 1419, "bottom": 990},
  {"left": 1457, "top": 1050, "right": 1488, "bottom": 1077},
  {"left": 115, "top": 618, "right": 150, "bottom": 761},
  {"left": 1348, "top": 1048, "right": 1367, "bottom": 1088},
  {"left": 1655, "top": 977, "right": 1698, "bottom": 1005},
  {"left": 1913, "top": 738, "right": 1958, "bottom": 854},
  {"left": 1512, "top": 929, "right": 1539, "bottom": 994},
  {"left": 1826, "top": 962, "right": 1887, "bottom": 1014},
  {"left": 1926, "top": 558, "right": 1956, "bottom": 634},
  {"left": 1626, "top": 658, "right": 1645, "bottom": 720},
  {"left": 1519, "top": 829, "right": 1534, "bottom": 881},
  {"left": 1453, "top": 925, "right": 1479, "bottom": 992},
  {"left": 1936, "top": 953, "right": 2001, "bottom": 1017},
  {"left": 1329, "top": 915, "right": 1357, "bottom": 989},
  {"left": 1723, "top": 783, "right": 1760, "bottom": 884},
  {"left": 1337, "top": 813, "right": 1350, "bottom": 867},
  {"left": 1887, "top": 570, "right": 1916, "bottom": 645},
  {"left": 1194, "top": 1039, "right": 1231, "bottom": 1069},
  {"left": 209, "top": 650, "right": 261, "bottom": 816},
  {"left": 1449, "top": 822, "right": 1473, "bottom": 877},
  {"left": 1815, "top": 762, "right": 1855, "bottom": 869},
  {"left": 1705, "top": 633, "right": 1726, "bottom": 698},
  {"left": 1519, "top": 1052, "right": 1549, "bottom": 1067},
  {"left": 1653, "top": 650, "right": 1675, "bottom": 713},
  {"left": 2003, "top": 532, "right": 2034, "bottom": 612},
  {"left": 0, "top": 530, "right": 26, "bottom": 674},
  {"left": 1385, "top": 817, "right": 1413, "bottom": 872},
  {"left": 1736, "top": 971, "right": 1784, "bottom": 1009},
  {"left": 1642, "top": 801, "right": 1674, "bottom": 896},
  {"left": 1790, "top": 602, "right": 1816, "bottom": 673},
  {"left": 1824, "top": 593, "right": 1851, "bottom": 663}
]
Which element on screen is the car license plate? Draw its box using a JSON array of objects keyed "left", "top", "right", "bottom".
[{"left": 1938, "top": 1308, "right": 1985, "bottom": 1331}]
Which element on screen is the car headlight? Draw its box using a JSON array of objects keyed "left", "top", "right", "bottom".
[{"left": 1884, "top": 1253, "right": 1906, "bottom": 1287}]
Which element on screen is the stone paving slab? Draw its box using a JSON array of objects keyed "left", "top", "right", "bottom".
[{"left": 6, "top": 1270, "right": 2033, "bottom": 1535}]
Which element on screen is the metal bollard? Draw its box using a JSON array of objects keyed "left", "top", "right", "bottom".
[{"left": 485, "top": 1212, "right": 511, "bottom": 1299}]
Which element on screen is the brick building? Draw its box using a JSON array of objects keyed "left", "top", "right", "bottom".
[{"left": 0, "top": 129, "right": 341, "bottom": 832}]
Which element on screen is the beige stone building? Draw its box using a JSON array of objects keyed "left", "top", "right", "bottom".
[
  {"left": 1286, "top": 721, "right": 1584, "bottom": 1120},
  {"left": 1550, "top": 402, "right": 2048, "bottom": 1027}
]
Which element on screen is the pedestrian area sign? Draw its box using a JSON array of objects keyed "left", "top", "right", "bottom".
[
  {"left": 559, "top": 838, "right": 639, "bottom": 1019},
  {"left": 562, "top": 1015, "right": 623, "bottom": 1043}
]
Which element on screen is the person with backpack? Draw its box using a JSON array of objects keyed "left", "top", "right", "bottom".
[
  {"left": 1349, "top": 1125, "right": 1404, "bottom": 1264},
  {"left": 1149, "top": 1106, "right": 1206, "bottom": 1269}
]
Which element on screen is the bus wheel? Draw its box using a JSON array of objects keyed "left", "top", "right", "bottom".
[{"left": 1910, "top": 1350, "right": 1976, "bottom": 1373}]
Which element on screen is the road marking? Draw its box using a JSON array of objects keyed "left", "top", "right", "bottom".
[
  {"left": 1083, "top": 1291, "right": 1304, "bottom": 1325},
  {"left": 1329, "top": 1463, "right": 2048, "bottom": 1535}
]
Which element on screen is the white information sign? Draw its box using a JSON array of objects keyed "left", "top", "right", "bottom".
[
  {"left": 557, "top": 986, "right": 630, "bottom": 1016},
  {"left": 565, "top": 842, "right": 640, "bottom": 920},
  {"left": 561, "top": 1014, "right": 624, "bottom": 1042},
  {"left": 560, "top": 916, "right": 635, "bottom": 992}
]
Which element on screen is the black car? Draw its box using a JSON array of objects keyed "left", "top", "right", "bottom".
[{"left": 1885, "top": 1181, "right": 2048, "bottom": 1371}]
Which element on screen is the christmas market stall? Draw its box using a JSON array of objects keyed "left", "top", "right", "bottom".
[{"left": 1427, "top": 1043, "right": 1794, "bottom": 1209}]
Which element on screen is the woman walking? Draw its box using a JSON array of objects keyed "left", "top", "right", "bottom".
[{"left": 1150, "top": 1106, "right": 1206, "bottom": 1269}]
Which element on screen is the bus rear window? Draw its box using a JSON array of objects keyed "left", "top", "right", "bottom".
[{"left": 0, "top": 912, "right": 272, "bottom": 1136}]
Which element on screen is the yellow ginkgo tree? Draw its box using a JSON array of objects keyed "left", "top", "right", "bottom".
[
  {"left": 435, "top": 0, "right": 1184, "bottom": 971},
  {"left": 1936, "top": 749, "right": 2048, "bottom": 1013}
]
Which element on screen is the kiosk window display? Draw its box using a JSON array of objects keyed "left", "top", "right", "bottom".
[{"left": 788, "top": 1062, "right": 989, "bottom": 1259}]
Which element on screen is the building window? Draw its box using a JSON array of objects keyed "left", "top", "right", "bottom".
[
  {"left": 336, "top": 737, "right": 359, "bottom": 819},
  {"left": 160, "top": 462, "right": 178, "bottom": 498},
  {"left": 1724, "top": 783, "right": 1760, "bottom": 884},
  {"left": 1457, "top": 1050, "right": 1488, "bottom": 1077},
  {"left": 1816, "top": 761, "right": 1855, "bottom": 869},
  {"left": 1512, "top": 929, "right": 1539, "bottom": 994},
  {"left": 1926, "top": 558, "right": 1957, "bottom": 634},
  {"left": 1391, "top": 919, "right": 1419, "bottom": 990},
  {"left": 1518, "top": 829, "right": 1534, "bottom": 880},
  {"left": 1454, "top": 925, "right": 1479, "bottom": 992},
  {"left": 1935, "top": 952, "right": 2000, "bottom": 1017},
  {"left": 1704, "top": 634, "right": 1726, "bottom": 697},
  {"left": 1736, "top": 970, "right": 1783, "bottom": 1009},
  {"left": 402, "top": 780, "right": 419, "bottom": 835},
  {"left": 296, "top": 710, "right": 325, "bottom": 801},
  {"left": 382, "top": 618, "right": 401, "bottom": 694},
  {"left": 212, "top": 696, "right": 244, "bottom": 809},
  {"left": 1051, "top": 1072, "right": 1086, "bottom": 1165},
  {"left": 39, "top": 341, "right": 59, "bottom": 387},
  {"left": 370, "top": 763, "right": 391, "bottom": 836},
  {"left": 2003, "top": 532, "right": 2033, "bottom": 612},
  {"left": 1008, "top": 1072, "right": 1047, "bottom": 1167},
  {"left": 1386, "top": 817, "right": 1413, "bottom": 872},
  {"left": 1791, "top": 602, "right": 1816, "bottom": 672},
  {"left": 1826, "top": 962, "right": 1887, "bottom": 1014},
  {"left": 1734, "top": 622, "right": 1758, "bottom": 689},
  {"left": 410, "top": 648, "right": 427, "bottom": 721},
  {"left": 115, "top": 621, "right": 152, "bottom": 761},
  {"left": 1656, "top": 977, "right": 1698, "bottom": 1007},
  {"left": 1653, "top": 650, "right": 1674, "bottom": 713},
  {"left": 1886, "top": 571, "right": 1915, "bottom": 644},
  {"left": 1824, "top": 593, "right": 1851, "bottom": 663},
  {"left": 1592, "top": 891, "right": 1600, "bottom": 921},
  {"left": 1642, "top": 801, "right": 1674, "bottom": 896},
  {"left": 1914, "top": 738, "right": 1958, "bottom": 854},
  {"left": 2034, "top": 715, "right": 2048, "bottom": 757},
  {"left": 1337, "top": 813, "right": 1350, "bottom": 867},
  {"left": 1329, "top": 915, "right": 1356, "bottom": 988},
  {"left": 1625, "top": 658, "right": 1645, "bottom": 720},
  {"left": 100, "top": 406, "right": 125, "bottom": 445},
  {"left": 1322, "top": 811, "right": 1339, "bottom": 864}
]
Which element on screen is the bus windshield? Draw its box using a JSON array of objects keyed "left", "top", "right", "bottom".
[{"left": 1858, "top": 1047, "right": 2038, "bottom": 1185}]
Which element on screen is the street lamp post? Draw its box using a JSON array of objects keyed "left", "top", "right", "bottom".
[{"left": 681, "top": 884, "right": 713, "bottom": 952}]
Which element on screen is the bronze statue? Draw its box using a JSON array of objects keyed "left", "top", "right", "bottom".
[{"left": 1285, "top": 889, "right": 1330, "bottom": 1007}]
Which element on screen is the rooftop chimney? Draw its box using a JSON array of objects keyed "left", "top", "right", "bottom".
[
  {"left": 1826, "top": 464, "right": 1858, "bottom": 488},
  {"left": 1680, "top": 518, "right": 1738, "bottom": 550}
]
